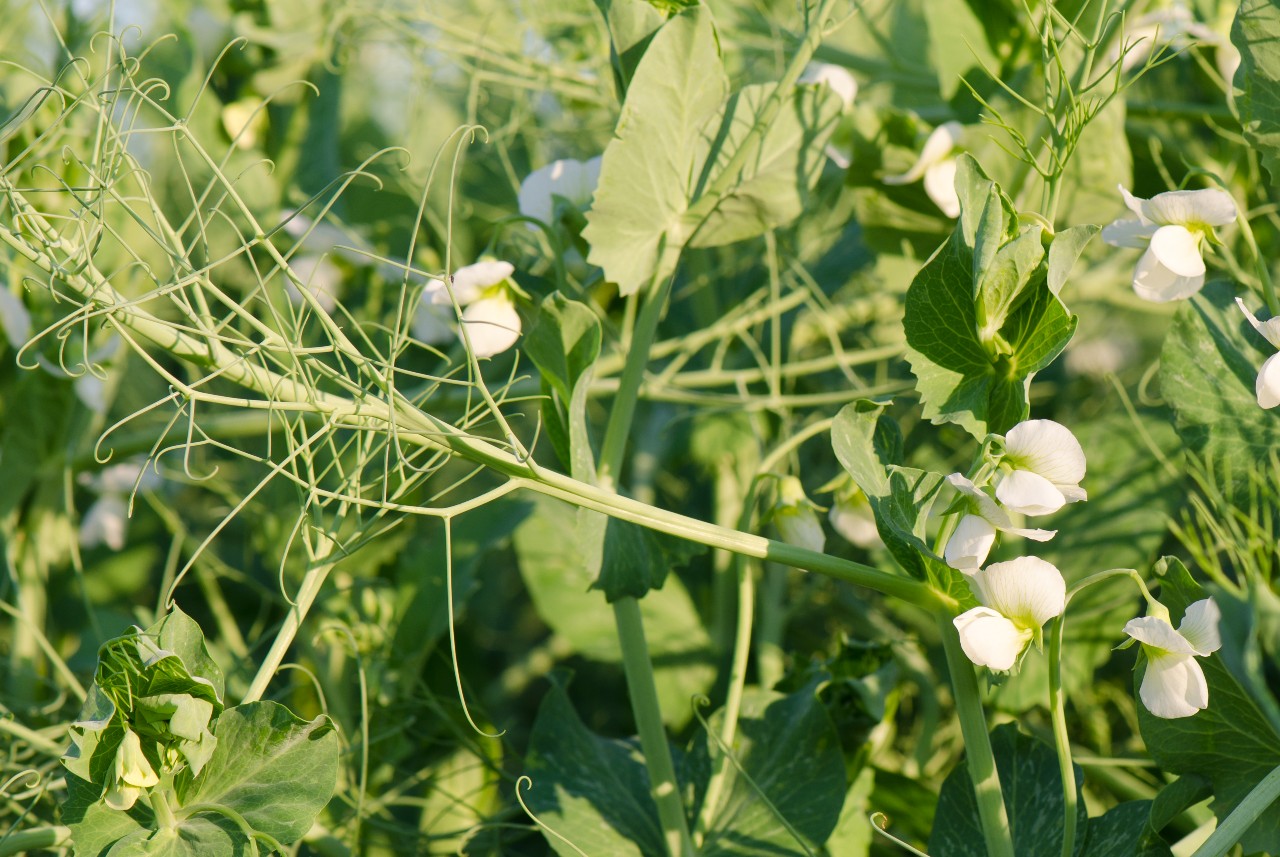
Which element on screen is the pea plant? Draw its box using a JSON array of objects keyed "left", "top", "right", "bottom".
[{"left": 1, "top": 0, "right": 1278, "bottom": 855}]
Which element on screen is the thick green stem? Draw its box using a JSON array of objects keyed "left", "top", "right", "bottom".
[
  {"left": 940, "top": 616, "right": 1015, "bottom": 857},
  {"left": 614, "top": 597, "right": 696, "bottom": 857},
  {"left": 1190, "top": 764, "right": 1280, "bottom": 857},
  {"left": 0, "top": 827, "right": 71, "bottom": 856},
  {"left": 1048, "top": 615, "right": 1078, "bottom": 857}
]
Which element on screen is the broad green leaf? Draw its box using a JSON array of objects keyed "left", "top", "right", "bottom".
[
  {"left": 63, "top": 773, "right": 151, "bottom": 857},
  {"left": 584, "top": 6, "right": 728, "bottom": 295},
  {"left": 977, "top": 225, "right": 1046, "bottom": 343},
  {"left": 922, "top": 0, "right": 997, "bottom": 100},
  {"left": 594, "top": 0, "right": 666, "bottom": 99},
  {"left": 929, "top": 724, "right": 1086, "bottom": 857},
  {"left": 1080, "top": 801, "right": 1162, "bottom": 857},
  {"left": 523, "top": 679, "right": 666, "bottom": 857},
  {"left": 525, "top": 294, "right": 603, "bottom": 480},
  {"left": 1234, "top": 0, "right": 1280, "bottom": 184},
  {"left": 1159, "top": 280, "right": 1280, "bottom": 468},
  {"left": 823, "top": 767, "right": 875, "bottom": 857},
  {"left": 514, "top": 496, "right": 714, "bottom": 728},
  {"left": 686, "top": 82, "right": 842, "bottom": 248},
  {"left": 146, "top": 607, "right": 225, "bottom": 702},
  {"left": 691, "top": 686, "right": 847, "bottom": 856},
  {"left": 100, "top": 815, "right": 244, "bottom": 857},
  {"left": 179, "top": 702, "right": 339, "bottom": 845},
  {"left": 1046, "top": 225, "right": 1099, "bottom": 296},
  {"left": 1136, "top": 558, "right": 1280, "bottom": 854},
  {"left": 1140, "top": 776, "right": 1210, "bottom": 856},
  {"left": 1052, "top": 98, "right": 1131, "bottom": 226}
]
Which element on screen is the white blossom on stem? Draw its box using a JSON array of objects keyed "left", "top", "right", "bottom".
[
  {"left": 828, "top": 486, "right": 881, "bottom": 549},
  {"left": 79, "top": 461, "right": 160, "bottom": 551},
  {"left": 1101, "top": 186, "right": 1236, "bottom": 302},
  {"left": 883, "top": 122, "right": 964, "bottom": 218},
  {"left": 799, "top": 62, "right": 858, "bottom": 111},
  {"left": 1235, "top": 297, "right": 1280, "bottom": 409},
  {"left": 772, "top": 476, "right": 825, "bottom": 554},
  {"left": 518, "top": 157, "right": 602, "bottom": 229},
  {"left": 953, "top": 557, "right": 1067, "bottom": 671},
  {"left": 1124, "top": 598, "right": 1221, "bottom": 718},
  {"left": 943, "top": 474, "right": 1055, "bottom": 571},
  {"left": 413, "top": 261, "right": 522, "bottom": 358},
  {"left": 104, "top": 728, "right": 159, "bottom": 811},
  {"left": 995, "top": 419, "right": 1087, "bottom": 516}
]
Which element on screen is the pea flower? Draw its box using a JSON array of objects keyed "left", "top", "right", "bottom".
[
  {"left": 943, "top": 474, "right": 1055, "bottom": 571},
  {"left": 995, "top": 419, "right": 1087, "bottom": 516},
  {"left": 413, "top": 261, "right": 522, "bottom": 358},
  {"left": 772, "top": 476, "right": 825, "bottom": 554},
  {"left": 828, "top": 486, "right": 882, "bottom": 549},
  {"left": 1124, "top": 598, "right": 1221, "bottom": 718},
  {"left": 799, "top": 62, "right": 858, "bottom": 111},
  {"left": 1235, "top": 297, "right": 1280, "bottom": 409},
  {"left": 953, "top": 557, "right": 1066, "bottom": 671},
  {"left": 883, "top": 121, "right": 964, "bottom": 218},
  {"left": 80, "top": 461, "right": 160, "bottom": 551},
  {"left": 1101, "top": 186, "right": 1236, "bottom": 302},
  {"left": 517, "top": 157, "right": 602, "bottom": 229},
  {"left": 0, "top": 286, "right": 31, "bottom": 350},
  {"left": 104, "top": 727, "right": 160, "bottom": 811}
]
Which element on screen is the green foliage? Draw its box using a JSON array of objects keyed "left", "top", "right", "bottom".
[{"left": 1235, "top": 0, "right": 1280, "bottom": 184}]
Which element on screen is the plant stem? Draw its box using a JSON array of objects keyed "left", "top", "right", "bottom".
[
  {"left": 1048, "top": 615, "right": 1078, "bottom": 857},
  {"left": 1190, "top": 764, "right": 1280, "bottom": 857},
  {"left": 614, "top": 597, "right": 696, "bottom": 857},
  {"left": 939, "top": 616, "right": 1015, "bottom": 857},
  {"left": 0, "top": 826, "right": 71, "bottom": 856}
]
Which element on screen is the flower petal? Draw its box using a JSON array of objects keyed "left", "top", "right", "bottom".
[
  {"left": 1235, "top": 297, "right": 1280, "bottom": 349},
  {"left": 0, "top": 286, "right": 31, "bottom": 348},
  {"left": 1003, "top": 524, "right": 1058, "bottom": 541},
  {"left": 1258, "top": 352, "right": 1280, "bottom": 409},
  {"left": 518, "top": 158, "right": 601, "bottom": 228},
  {"left": 995, "top": 470, "right": 1066, "bottom": 516},
  {"left": 946, "top": 473, "right": 1010, "bottom": 528},
  {"left": 1140, "top": 650, "right": 1209, "bottom": 718},
  {"left": 1149, "top": 225, "right": 1206, "bottom": 277},
  {"left": 1003, "top": 419, "right": 1087, "bottom": 487},
  {"left": 1132, "top": 247, "right": 1205, "bottom": 302},
  {"left": 924, "top": 159, "right": 961, "bottom": 218},
  {"left": 460, "top": 294, "right": 521, "bottom": 357},
  {"left": 944, "top": 514, "right": 996, "bottom": 571},
  {"left": 800, "top": 62, "right": 858, "bottom": 110},
  {"left": 1101, "top": 216, "right": 1158, "bottom": 249},
  {"left": 79, "top": 495, "right": 129, "bottom": 552},
  {"left": 1123, "top": 615, "right": 1199, "bottom": 655},
  {"left": 971, "top": 556, "right": 1066, "bottom": 627},
  {"left": 1119, "top": 186, "right": 1153, "bottom": 223},
  {"left": 954, "top": 607, "right": 1031, "bottom": 671},
  {"left": 828, "top": 496, "right": 882, "bottom": 549},
  {"left": 412, "top": 301, "right": 454, "bottom": 345},
  {"left": 451, "top": 261, "right": 515, "bottom": 302},
  {"left": 1143, "top": 188, "right": 1237, "bottom": 227},
  {"left": 1177, "top": 598, "right": 1222, "bottom": 656},
  {"left": 884, "top": 121, "right": 963, "bottom": 185}
]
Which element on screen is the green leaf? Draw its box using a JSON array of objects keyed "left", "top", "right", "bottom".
[
  {"left": 1136, "top": 558, "right": 1280, "bottom": 854},
  {"left": 99, "top": 816, "right": 244, "bottom": 857},
  {"left": 1159, "top": 280, "right": 1280, "bottom": 467},
  {"left": 922, "top": 0, "right": 997, "bottom": 100},
  {"left": 1080, "top": 801, "right": 1160, "bottom": 857},
  {"left": 63, "top": 773, "right": 151, "bottom": 857},
  {"left": 525, "top": 294, "right": 603, "bottom": 480},
  {"left": 179, "top": 701, "right": 339, "bottom": 846},
  {"left": 523, "top": 678, "right": 667, "bottom": 857},
  {"left": 929, "top": 724, "right": 1086, "bottom": 857},
  {"left": 1046, "top": 225, "right": 1099, "bottom": 297},
  {"left": 145, "top": 606, "right": 226, "bottom": 702},
  {"left": 691, "top": 685, "right": 847, "bottom": 856},
  {"left": 584, "top": 5, "right": 728, "bottom": 295},
  {"left": 1140, "top": 776, "right": 1210, "bottom": 856},
  {"left": 686, "top": 81, "right": 842, "bottom": 248},
  {"left": 1233, "top": 0, "right": 1280, "bottom": 184},
  {"left": 594, "top": 0, "right": 666, "bottom": 99},
  {"left": 903, "top": 158, "right": 1076, "bottom": 438}
]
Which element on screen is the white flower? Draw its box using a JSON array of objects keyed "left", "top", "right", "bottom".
[
  {"left": 517, "top": 157, "right": 602, "bottom": 229},
  {"left": 1124, "top": 598, "right": 1221, "bottom": 718},
  {"left": 413, "top": 261, "right": 522, "bottom": 358},
  {"left": 79, "top": 461, "right": 159, "bottom": 551},
  {"left": 0, "top": 286, "right": 31, "bottom": 349},
  {"left": 954, "top": 557, "right": 1066, "bottom": 670},
  {"left": 773, "top": 476, "right": 825, "bottom": 554},
  {"left": 1235, "top": 297, "right": 1280, "bottom": 409},
  {"left": 799, "top": 62, "right": 858, "bottom": 111},
  {"left": 103, "top": 728, "right": 159, "bottom": 811},
  {"left": 828, "top": 487, "right": 882, "bottom": 549},
  {"left": 995, "top": 420, "right": 1087, "bottom": 516},
  {"left": 1101, "top": 186, "right": 1236, "bottom": 302},
  {"left": 220, "top": 98, "right": 266, "bottom": 150},
  {"left": 883, "top": 121, "right": 964, "bottom": 218},
  {"left": 943, "top": 474, "right": 1055, "bottom": 571}
]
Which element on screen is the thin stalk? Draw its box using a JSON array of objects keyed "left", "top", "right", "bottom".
[
  {"left": 1048, "top": 615, "right": 1078, "bottom": 857},
  {"left": 614, "top": 598, "right": 696, "bottom": 857},
  {"left": 939, "top": 616, "right": 1015, "bottom": 857},
  {"left": 242, "top": 549, "right": 338, "bottom": 704},
  {"left": 1190, "top": 765, "right": 1280, "bottom": 857}
]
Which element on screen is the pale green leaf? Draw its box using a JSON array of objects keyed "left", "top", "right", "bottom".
[
  {"left": 922, "top": 0, "right": 997, "bottom": 100},
  {"left": 1233, "top": 0, "right": 1280, "bottom": 184}
]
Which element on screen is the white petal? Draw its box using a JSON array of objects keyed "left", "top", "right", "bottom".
[
  {"left": 286, "top": 255, "right": 342, "bottom": 313},
  {"left": 1101, "top": 216, "right": 1158, "bottom": 249},
  {"left": 1258, "top": 352, "right": 1280, "bottom": 409},
  {"left": 96, "top": 461, "right": 151, "bottom": 494},
  {"left": 75, "top": 374, "right": 108, "bottom": 414},
  {"left": 800, "top": 62, "right": 858, "bottom": 110},
  {"left": 1140, "top": 650, "right": 1209, "bottom": 718},
  {"left": 828, "top": 500, "right": 881, "bottom": 549},
  {"left": 972, "top": 556, "right": 1066, "bottom": 627},
  {"left": 1235, "top": 297, "right": 1280, "bottom": 349},
  {"left": 1123, "top": 615, "right": 1199, "bottom": 655},
  {"left": 924, "top": 159, "right": 961, "bottom": 218},
  {"left": 518, "top": 158, "right": 601, "bottom": 228},
  {"left": 944, "top": 514, "right": 996, "bottom": 571},
  {"left": 1003, "top": 524, "right": 1057, "bottom": 541},
  {"left": 1143, "top": 188, "right": 1237, "bottom": 227},
  {"left": 1148, "top": 225, "right": 1206, "bottom": 277},
  {"left": 883, "top": 121, "right": 963, "bottom": 185},
  {"left": 1132, "top": 248, "right": 1205, "bottom": 302},
  {"left": 776, "top": 507, "right": 826, "bottom": 554},
  {"left": 0, "top": 287, "right": 31, "bottom": 348},
  {"left": 1003, "top": 419, "right": 1087, "bottom": 487},
  {"left": 954, "top": 607, "right": 1031, "bottom": 671},
  {"left": 80, "top": 495, "right": 129, "bottom": 551},
  {"left": 412, "top": 301, "right": 454, "bottom": 345},
  {"left": 1177, "top": 598, "right": 1222, "bottom": 656},
  {"left": 460, "top": 294, "right": 521, "bottom": 357},
  {"left": 1119, "top": 186, "right": 1152, "bottom": 223},
  {"left": 995, "top": 470, "right": 1066, "bottom": 516},
  {"left": 451, "top": 261, "right": 515, "bottom": 303}
]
